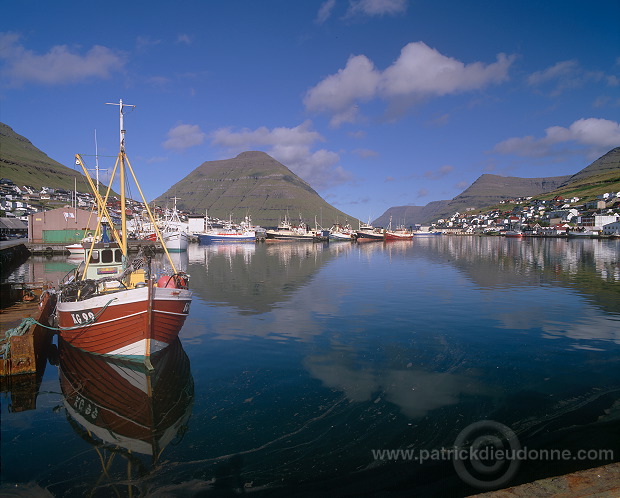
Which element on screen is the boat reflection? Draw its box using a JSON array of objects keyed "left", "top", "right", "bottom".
[{"left": 59, "top": 338, "right": 194, "bottom": 490}]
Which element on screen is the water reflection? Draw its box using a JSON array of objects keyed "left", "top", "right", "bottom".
[
  {"left": 2, "top": 237, "right": 619, "bottom": 496},
  {"left": 304, "top": 350, "right": 485, "bottom": 418},
  {"left": 187, "top": 242, "right": 340, "bottom": 315},
  {"left": 58, "top": 339, "right": 194, "bottom": 495}
]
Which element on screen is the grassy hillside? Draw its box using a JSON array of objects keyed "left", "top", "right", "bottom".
[{"left": 0, "top": 122, "right": 92, "bottom": 192}]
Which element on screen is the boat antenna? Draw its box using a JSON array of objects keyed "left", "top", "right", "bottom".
[
  {"left": 94, "top": 129, "right": 100, "bottom": 194},
  {"left": 105, "top": 99, "right": 136, "bottom": 153}
]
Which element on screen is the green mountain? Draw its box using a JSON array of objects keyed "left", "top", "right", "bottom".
[
  {"left": 373, "top": 147, "right": 620, "bottom": 226},
  {"left": 154, "top": 151, "right": 358, "bottom": 227},
  {"left": 0, "top": 122, "right": 92, "bottom": 192}
]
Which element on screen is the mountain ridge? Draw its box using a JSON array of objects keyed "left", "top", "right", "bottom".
[{"left": 373, "top": 148, "right": 620, "bottom": 227}]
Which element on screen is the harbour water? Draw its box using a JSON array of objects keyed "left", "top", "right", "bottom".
[{"left": 1, "top": 236, "right": 619, "bottom": 496}]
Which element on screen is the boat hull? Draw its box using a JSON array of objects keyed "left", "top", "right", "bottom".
[
  {"left": 197, "top": 232, "right": 256, "bottom": 243},
  {"left": 384, "top": 232, "right": 413, "bottom": 241},
  {"left": 66, "top": 244, "right": 86, "bottom": 255},
  {"left": 356, "top": 231, "right": 384, "bottom": 241},
  {"left": 56, "top": 285, "right": 192, "bottom": 361},
  {"left": 163, "top": 231, "right": 189, "bottom": 252}
]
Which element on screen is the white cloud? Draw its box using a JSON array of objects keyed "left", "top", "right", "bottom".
[
  {"left": 347, "top": 0, "right": 408, "bottom": 17},
  {"left": 304, "top": 41, "right": 514, "bottom": 126},
  {"left": 304, "top": 54, "right": 380, "bottom": 126},
  {"left": 527, "top": 60, "right": 579, "bottom": 86},
  {"left": 316, "top": 0, "right": 337, "bottom": 23},
  {"left": 163, "top": 124, "right": 206, "bottom": 150},
  {"left": 494, "top": 118, "right": 620, "bottom": 158},
  {"left": 210, "top": 121, "right": 353, "bottom": 189},
  {"left": 0, "top": 32, "right": 125, "bottom": 86},
  {"left": 527, "top": 60, "right": 613, "bottom": 96}
]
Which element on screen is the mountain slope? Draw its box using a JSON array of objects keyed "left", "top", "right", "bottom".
[
  {"left": 373, "top": 147, "right": 620, "bottom": 226},
  {"left": 373, "top": 175, "right": 568, "bottom": 226},
  {"left": 563, "top": 147, "right": 620, "bottom": 184},
  {"left": 372, "top": 201, "right": 451, "bottom": 228},
  {"left": 154, "top": 151, "right": 358, "bottom": 227},
  {"left": 0, "top": 122, "right": 92, "bottom": 192}
]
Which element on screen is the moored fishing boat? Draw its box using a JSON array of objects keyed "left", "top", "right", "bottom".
[
  {"left": 55, "top": 100, "right": 191, "bottom": 364},
  {"left": 161, "top": 197, "right": 189, "bottom": 252},
  {"left": 356, "top": 222, "right": 385, "bottom": 241},
  {"left": 266, "top": 216, "right": 327, "bottom": 241},
  {"left": 196, "top": 215, "right": 260, "bottom": 243},
  {"left": 329, "top": 223, "right": 357, "bottom": 241},
  {"left": 384, "top": 218, "right": 413, "bottom": 241}
]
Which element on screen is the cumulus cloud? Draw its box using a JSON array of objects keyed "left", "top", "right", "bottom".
[
  {"left": 210, "top": 121, "right": 354, "bottom": 189},
  {"left": 494, "top": 118, "right": 620, "bottom": 158},
  {"left": 0, "top": 32, "right": 125, "bottom": 85},
  {"left": 163, "top": 124, "right": 206, "bottom": 150},
  {"left": 304, "top": 41, "right": 514, "bottom": 126},
  {"left": 347, "top": 0, "right": 408, "bottom": 17}
]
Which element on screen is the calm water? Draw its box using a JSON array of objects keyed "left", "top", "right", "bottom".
[{"left": 2, "top": 237, "right": 619, "bottom": 497}]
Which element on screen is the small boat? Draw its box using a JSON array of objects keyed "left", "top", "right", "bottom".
[
  {"left": 356, "top": 222, "right": 385, "bottom": 241},
  {"left": 56, "top": 100, "right": 192, "bottom": 364},
  {"left": 197, "top": 216, "right": 257, "bottom": 243},
  {"left": 66, "top": 234, "right": 96, "bottom": 255},
  {"left": 504, "top": 230, "right": 524, "bottom": 238},
  {"left": 329, "top": 224, "right": 357, "bottom": 241},
  {"left": 161, "top": 198, "right": 189, "bottom": 252}
]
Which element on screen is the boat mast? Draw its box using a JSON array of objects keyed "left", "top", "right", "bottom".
[{"left": 106, "top": 99, "right": 135, "bottom": 252}]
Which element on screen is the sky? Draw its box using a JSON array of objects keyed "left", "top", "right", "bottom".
[{"left": 1, "top": 0, "right": 619, "bottom": 221}]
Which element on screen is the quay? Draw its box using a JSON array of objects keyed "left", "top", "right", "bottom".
[{"left": 473, "top": 462, "right": 620, "bottom": 497}]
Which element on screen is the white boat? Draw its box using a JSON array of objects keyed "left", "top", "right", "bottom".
[
  {"left": 196, "top": 215, "right": 258, "bottom": 243},
  {"left": 266, "top": 216, "right": 328, "bottom": 241},
  {"left": 329, "top": 224, "right": 356, "bottom": 241},
  {"left": 161, "top": 198, "right": 189, "bottom": 252},
  {"left": 66, "top": 234, "right": 96, "bottom": 255}
]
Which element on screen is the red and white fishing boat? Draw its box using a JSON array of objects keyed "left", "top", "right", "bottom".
[
  {"left": 382, "top": 216, "right": 414, "bottom": 241},
  {"left": 56, "top": 100, "right": 191, "bottom": 364}
]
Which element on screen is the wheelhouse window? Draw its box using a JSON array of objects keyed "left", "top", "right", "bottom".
[
  {"left": 89, "top": 251, "right": 100, "bottom": 264},
  {"left": 101, "top": 249, "right": 114, "bottom": 263},
  {"left": 115, "top": 249, "right": 123, "bottom": 262}
]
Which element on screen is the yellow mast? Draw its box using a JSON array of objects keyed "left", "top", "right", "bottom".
[
  {"left": 104, "top": 99, "right": 178, "bottom": 274},
  {"left": 106, "top": 100, "right": 134, "bottom": 253}
]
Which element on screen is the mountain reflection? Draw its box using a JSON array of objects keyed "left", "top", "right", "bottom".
[{"left": 187, "top": 242, "right": 344, "bottom": 314}]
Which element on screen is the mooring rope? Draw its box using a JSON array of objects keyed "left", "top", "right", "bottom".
[{"left": 1, "top": 298, "right": 117, "bottom": 359}]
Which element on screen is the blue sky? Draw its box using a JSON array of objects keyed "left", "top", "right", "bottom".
[{"left": 1, "top": 0, "right": 619, "bottom": 221}]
